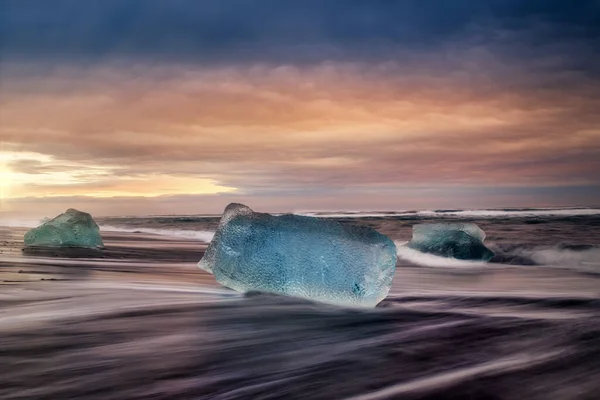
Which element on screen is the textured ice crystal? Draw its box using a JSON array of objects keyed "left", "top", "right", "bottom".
[
  {"left": 198, "top": 203, "right": 397, "bottom": 307},
  {"left": 407, "top": 223, "right": 494, "bottom": 261},
  {"left": 24, "top": 208, "right": 104, "bottom": 249}
]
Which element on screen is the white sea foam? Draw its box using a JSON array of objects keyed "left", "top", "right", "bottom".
[
  {"left": 395, "top": 242, "right": 491, "bottom": 269},
  {"left": 397, "top": 239, "right": 600, "bottom": 273},
  {"left": 0, "top": 218, "right": 215, "bottom": 242},
  {"left": 512, "top": 246, "right": 600, "bottom": 273}
]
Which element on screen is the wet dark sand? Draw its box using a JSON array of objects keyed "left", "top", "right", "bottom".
[{"left": 1, "top": 226, "right": 600, "bottom": 399}]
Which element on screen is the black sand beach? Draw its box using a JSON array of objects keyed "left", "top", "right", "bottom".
[{"left": 2, "top": 214, "right": 600, "bottom": 399}]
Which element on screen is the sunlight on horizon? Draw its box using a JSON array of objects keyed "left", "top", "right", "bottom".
[{"left": 0, "top": 150, "right": 237, "bottom": 201}]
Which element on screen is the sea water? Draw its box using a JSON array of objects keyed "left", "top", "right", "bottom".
[{"left": 1, "top": 207, "right": 599, "bottom": 399}]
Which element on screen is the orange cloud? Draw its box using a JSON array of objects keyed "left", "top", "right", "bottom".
[{"left": 1, "top": 62, "right": 599, "bottom": 212}]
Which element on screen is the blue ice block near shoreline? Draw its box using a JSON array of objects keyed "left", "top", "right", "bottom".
[
  {"left": 24, "top": 208, "right": 104, "bottom": 249},
  {"left": 407, "top": 223, "right": 494, "bottom": 261},
  {"left": 198, "top": 203, "right": 397, "bottom": 307}
]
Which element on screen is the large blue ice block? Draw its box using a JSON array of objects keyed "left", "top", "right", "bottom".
[{"left": 198, "top": 204, "right": 397, "bottom": 307}]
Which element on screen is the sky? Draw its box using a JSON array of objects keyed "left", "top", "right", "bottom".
[{"left": 1, "top": 0, "right": 600, "bottom": 217}]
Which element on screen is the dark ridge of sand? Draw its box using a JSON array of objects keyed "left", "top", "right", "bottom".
[{"left": 21, "top": 242, "right": 205, "bottom": 262}]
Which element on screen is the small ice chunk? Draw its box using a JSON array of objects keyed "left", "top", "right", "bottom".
[
  {"left": 407, "top": 223, "right": 494, "bottom": 261},
  {"left": 24, "top": 208, "right": 104, "bottom": 249},
  {"left": 198, "top": 203, "right": 397, "bottom": 307}
]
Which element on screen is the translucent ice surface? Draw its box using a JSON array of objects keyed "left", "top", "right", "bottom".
[
  {"left": 24, "top": 208, "right": 104, "bottom": 249},
  {"left": 407, "top": 223, "right": 494, "bottom": 261},
  {"left": 198, "top": 203, "right": 397, "bottom": 307}
]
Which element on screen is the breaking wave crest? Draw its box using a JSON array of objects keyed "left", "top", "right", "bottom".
[
  {"left": 297, "top": 207, "right": 600, "bottom": 219},
  {"left": 397, "top": 241, "right": 600, "bottom": 273},
  {"left": 395, "top": 242, "right": 490, "bottom": 269},
  {"left": 498, "top": 245, "right": 600, "bottom": 273}
]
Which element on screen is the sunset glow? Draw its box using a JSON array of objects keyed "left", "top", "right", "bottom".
[{"left": 1, "top": 1, "right": 599, "bottom": 216}]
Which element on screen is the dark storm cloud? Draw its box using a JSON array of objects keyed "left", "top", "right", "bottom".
[{"left": 1, "top": 0, "right": 599, "bottom": 70}]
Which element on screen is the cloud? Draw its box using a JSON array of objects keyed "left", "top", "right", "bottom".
[
  {"left": 1, "top": 1, "right": 599, "bottom": 213},
  {"left": 1, "top": 0, "right": 599, "bottom": 73},
  {"left": 1, "top": 61, "right": 599, "bottom": 200}
]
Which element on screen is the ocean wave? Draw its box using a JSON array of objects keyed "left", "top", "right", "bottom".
[
  {"left": 395, "top": 242, "right": 491, "bottom": 269},
  {"left": 100, "top": 225, "right": 215, "bottom": 242},
  {"left": 397, "top": 241, "right": 600, "bottom": 273},
  {"left": 296, "top": 211, "right": 413, "bottom": 218},
  {"left": 417, "top": 208, "right": 600, "bottom": 218},
  {"left": 296, "top": 208, "right": 600, "bottom": 219},
  {"left": 0, "top": 217, "right": 46, "bottom": 228},
  {"left": 505, "top": 245, "right": 600, "bottom": 273},
  {"left": 0, "top": 218, "right": 216, "bottom": 242}
]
